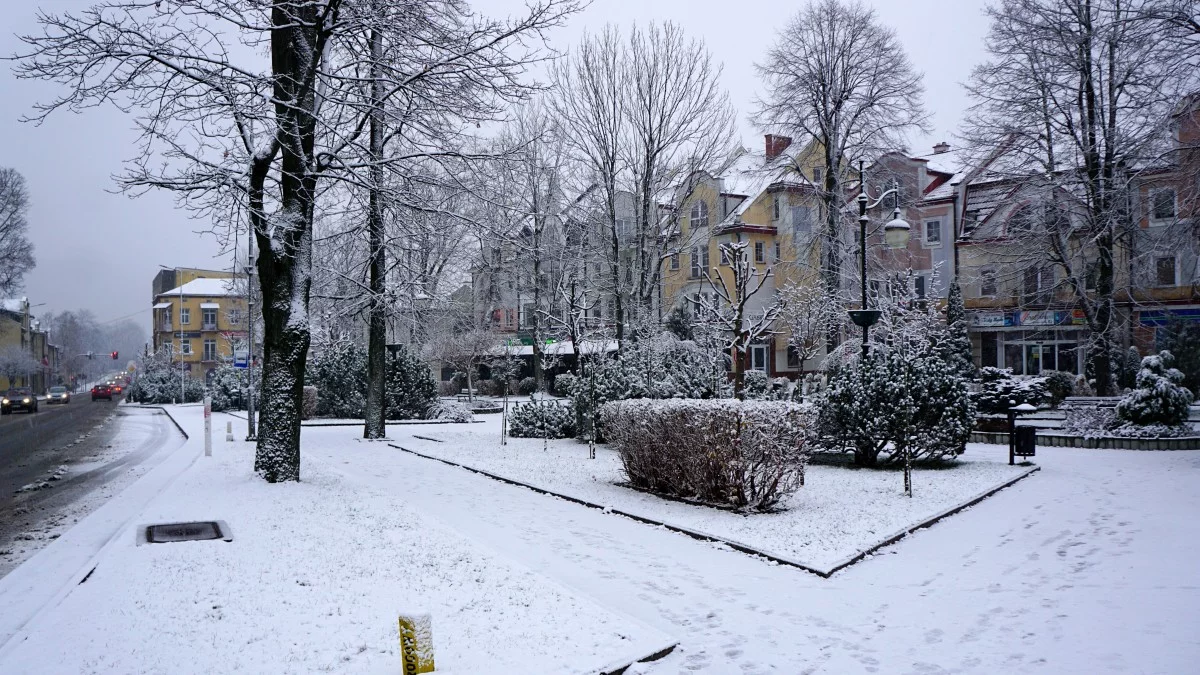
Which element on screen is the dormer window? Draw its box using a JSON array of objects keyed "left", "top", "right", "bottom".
[{"left": 690, "top": 200, "right": 709, "bottom": 229}]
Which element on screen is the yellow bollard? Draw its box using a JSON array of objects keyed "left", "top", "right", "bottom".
[{"left": 397, "top": 612, "right": 435, "bottom": 673}]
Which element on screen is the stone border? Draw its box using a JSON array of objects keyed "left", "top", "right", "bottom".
[
  {"left": 970, "top": 430, "right": 1200, "bottom": 450},
  {"left": 222, "top": 411, "right": 479, "bottom": 427},
  {"left": 595, "top": 641, "right": 678, "bottom": 675},
  {"left": 389, "top": 443, "right": 1040, "bottom": 579}
]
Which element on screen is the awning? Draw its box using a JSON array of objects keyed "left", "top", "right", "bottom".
[
  {"left": 199, "top": 302, "right": 220, "bottom": 309},
  {"left": 152, "top": 302, "right": 171, "bottom": 309}
]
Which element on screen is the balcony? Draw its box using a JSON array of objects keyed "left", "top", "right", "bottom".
[
  {"left": 201, "top": 323, "right": 218, "bottom": 332},
  {"left": 159, "top": 322, "right": 172, "bottom": 332}
]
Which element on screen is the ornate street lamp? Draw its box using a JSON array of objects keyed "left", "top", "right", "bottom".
[{"left": 848, "top": 160, "right": 911, "bottom": 359}]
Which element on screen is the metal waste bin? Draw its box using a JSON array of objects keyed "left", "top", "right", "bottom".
[{"left": 1014, "top": 425, "right": 1037, "bottom": 458}]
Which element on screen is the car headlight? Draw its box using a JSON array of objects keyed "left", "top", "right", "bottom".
[
  {"left": 23, "top": 398, "right": 30, "bottom": 404},
  {"left": 1, "top": 398, "right": 8, "bottom": 404}
]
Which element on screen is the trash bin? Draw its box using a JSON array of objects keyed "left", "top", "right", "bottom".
[{"left": 1014, "top": 425, "right": 1037, "bottom": 458}]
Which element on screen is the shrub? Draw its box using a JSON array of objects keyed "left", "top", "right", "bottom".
[
  {"left": 601, "top": 399, "right": 811, "bottom": 511},
  {"left": 302, "top": 386, "right": 318, "bottom": 420},
  {"left": 973, "top": 367, "right": 1048, "bottom": 413},
  {"left": 437, "top": 380, "right": 460, "bottom": 397},
  {"left": 1072, "top": 374, "right": 1095, "bottom": 397},
  {"left": 385, "top": 346, "right": 438, "bottom": 420},
  {"left": 553, "top": 373, "right": 578, "bottom": 397},
  {"left": 1061, "top": 405, "right": 1117, "bottom": 438},
  {"left": 1157, "top": 318, "right": 1200, "bottom": 396},
  {"left": 1042, "top": 370, "right": 1076, "bottom": 407},
  {"left": 517, "top": 376, "right": 537, "bottom": 396},
  {"left": 475, "top": 378, "right": 498, "bottom": 397},
  {"left": 1115, "top": 351, "right": 1194, "bottom": 427},
  {"left": 509, "top": 398, "right": 575, "bottom": 438},
  {"left": 742, "top": 370, "right": 769, "bottom": 399},
  {"left": 427, "top": 400, "right": 474, "bottom": 423},
  {"left": 206, "top": 363, "right": 246, "bottom": 412},
  {"left": 128, "top": 348, "right": 206, "bottom": 404},
  {"left": 306, "top": 340, "right": 367, "bottom": 418}
]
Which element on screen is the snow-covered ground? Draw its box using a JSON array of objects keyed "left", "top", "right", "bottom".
[
  {"left": 0, "top": 407, "right": 672, "bottom": 674},
  {"left": 395, "top": 416, "right": 1032, "bottom": 572},
  {"left": 4, "top": 407, "right": 1198, "bottom": 673}
]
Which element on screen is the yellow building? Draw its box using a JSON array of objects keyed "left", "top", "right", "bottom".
[
  {"left": 151, "top": 269, "right": 248, "bottom": 384},
  {"left": 662, "top": 135, "right": 829, "bottom": 376}
]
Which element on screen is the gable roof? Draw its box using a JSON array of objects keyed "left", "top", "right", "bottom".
[{"left": 159, "top": 278, "right": 240, "bottom": 298}]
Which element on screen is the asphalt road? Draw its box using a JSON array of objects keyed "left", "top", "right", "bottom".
[{"left": 0, "top": 398, "right": 181, "bottom": 577}]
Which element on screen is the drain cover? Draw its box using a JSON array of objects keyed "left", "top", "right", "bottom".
[{"left": 145, "top": 521, "right": 226, "bottom": 544}]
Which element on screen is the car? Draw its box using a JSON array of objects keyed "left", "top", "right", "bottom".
[
  {"left": 91, "top": 384, "right": 113, "bottom": 401},
  {"left": 1, "top": 388, "right": 39, "bottom": 415},
  {"left": 47, "top": 386, "right": 71, "bottom": 404},
  {"left": 110, "top": 383, "right": 124, "bottom": 395}
]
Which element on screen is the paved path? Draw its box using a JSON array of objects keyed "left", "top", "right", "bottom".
[{"left": 310, "top": 431, "right": 1200, "bottom": 674}]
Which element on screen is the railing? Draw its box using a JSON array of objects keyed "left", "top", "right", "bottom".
[{"left": 201, "top": 323, "right": 218, "bottom": 331}]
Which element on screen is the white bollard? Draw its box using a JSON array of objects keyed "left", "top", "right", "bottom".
[
  {"left": 203, "top": 395, "right": 212, "bottom": 457},
  {"left": 225, "top": 420, "right": 234, "bottom": 442}
]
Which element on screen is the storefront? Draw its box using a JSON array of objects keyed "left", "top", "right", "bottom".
[{"left": 971, "top": 310, "right": 1087, "bottom": 375}]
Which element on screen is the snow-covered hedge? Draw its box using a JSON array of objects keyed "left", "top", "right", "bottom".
[
  {"left": 973, "top": 367, "right": 1048, "bottom": 413},
  {"left": 385, "top": 345, "right": 438, "bottom": 420},
  {"left": 427, "top": 400, "right": 475, "bottom": 423},
  {"left": 600, "top": 399, "right": 811, "bottom": 511},
  {"left": 1116, "top": 351, "right": 1194, "bottom": 427},
  {"left": 509, "top": 398, "right": 574, "bottom": 439},
  {"left": 302, "top": 386, "right": 318, "bottom": 420},
  {"left": 553, "top": 373, "right": 578, "bottom": 397},
  {"left": 517, "top": 377, "right": 537, "bottom": 395}
]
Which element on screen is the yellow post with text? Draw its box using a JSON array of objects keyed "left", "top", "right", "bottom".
[{"left": 397, "top": 612, "right": 435, "bottom": 674}]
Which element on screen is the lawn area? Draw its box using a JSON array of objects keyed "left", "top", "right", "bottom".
[{"left": 395, "top": 416, "right": 1034, "bottom": 574}]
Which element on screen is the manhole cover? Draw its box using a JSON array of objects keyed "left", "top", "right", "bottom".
[{"left": 144, "top": 521, "right": 228, "bottom": 544}]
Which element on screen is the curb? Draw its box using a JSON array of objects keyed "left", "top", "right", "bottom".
[
  {"left": 222, "top": 411, "right": 480, "bottom": 426},
  {"left": 154, "top": 407, "right": 190, "bottom": 439},
  {"left": 390, "top": 444, "right": 1042, "bottom": 579},
  {"left": 595, "top": 641, "right": 678, "bottom": 675}
]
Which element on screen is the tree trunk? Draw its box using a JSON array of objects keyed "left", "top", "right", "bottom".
[
  {"left": 363, "top": 20, "right": 387, "bottom": 439},
  {"left": 252, "top": 0, "right": 330, "bottom": 482}
]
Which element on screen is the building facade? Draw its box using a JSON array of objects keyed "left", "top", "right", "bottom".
[{"left": 151, "top": 271, "right": 249, "bottom": 384}]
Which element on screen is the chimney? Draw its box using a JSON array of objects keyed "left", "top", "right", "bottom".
[
  {"left": 932, "top": 141, "right": 951, "bottom": 155},
  {"left": 765, "top": 134, "right": 793, "bottom": 161}
]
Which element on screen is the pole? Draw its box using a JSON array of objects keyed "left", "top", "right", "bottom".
[
  {"left": 204, "top": 394, "right": 212, "bottom": 457},
  {"left": 179, "top": 269, "right": 186, "bottom": 403},
  {"left": 857, "top": 161, "right": 870, "bottom": 360},
  {"left": 246, "top": 241, "right": 257, "bottom": 441}
]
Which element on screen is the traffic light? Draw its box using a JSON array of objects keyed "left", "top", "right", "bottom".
[{"left": 111, "top": 351, "right": 119, "bottom": 360}]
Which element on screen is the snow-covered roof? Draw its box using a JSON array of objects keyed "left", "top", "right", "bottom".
[
  {"left": 913, "top": 148, "right": 966, "bottom": 176},
  {"left": 491, "top": 339, "right": 618, "bottom": 357},
  {"left": 711, "top": 148, "right": 811, "bottom": 228},
  {"left": 159, "top": 278, "right": 241, "bottom": 298},
  {"left": 0, "top": 298, "right": 28, "bottom": 314}
]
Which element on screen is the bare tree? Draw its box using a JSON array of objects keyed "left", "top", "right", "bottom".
[
  {"left": 778, "top": 278, "right": 847, "bottom": 371},
  {"left": 754, "top": 0, "right": 927, "bottom": 309},
  {"left": 0, "top": 168, "right": 35, "bottom": 295},
  {"left": 964, "top": 0, "right": 1191, "bottom": 394},
  {"left": 699, "top": 241, "right": 781, "bottom": 397}
]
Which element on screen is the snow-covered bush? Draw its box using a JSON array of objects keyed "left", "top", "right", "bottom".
[
  {"left": 601, "top": 399, "right": 811, "bottom": 511},
  {"left": 426, "top": 400, "right": 474, "bottom": 423},
  {"left": 127, "top": 348, "right": 205, "bottom": 404},
  {"left": 517, "top": 376, "right": 537, "bottom": 395},
  {"left": 207, "top": 364, "right": 245, "bottom": 412},
  {"left": 553, "top": 373, "right": 578, "bottom": 397},
  {"left": 302, "top": 386, "right": 318, "bottom": 420},
  {"left": 1042, "top": 370, "right": 1076, "bottom": 407},
  {"left": 306, "top": 340, "right": 367, "bottom": 418},
  {"left": 1061, "top": 405, "right": 1117, "bottom": 438},
  {"left": 1158, "top": 318, "right": 1200, "bottom": 396},
  {"left": 973, "top": 367, "right": 1048, "bottom": 413},
  {"left": 817, "top": 341, "right": 975, "bottom": 468},
  {"left": 437, "top": 380, "right": 460, "bottom": 396},
  {"left": 1115, "top": 351, "right": 1194, "bottom": 427},
  {"left": 475, "top": 378, "right": 498, "bottom": 397},
  {"left": 742, "top": 369, "right": 769, "bottom": 399},
  {"left": 385, "top": 346, "right": 438, "bottom": 420},
  {"left": 509, "top": 398, "right": 575, "bottom": 438},
  {"left": 1072, "top": 374, "right": 1095, "bottom": 397}
]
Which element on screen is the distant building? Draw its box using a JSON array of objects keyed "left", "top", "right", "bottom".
[
  {"left": 0, "top": 297, "right": 58, "bottom": 392},
  {"left": 151, "top": 270, "right": 249, "bottom": 384}
]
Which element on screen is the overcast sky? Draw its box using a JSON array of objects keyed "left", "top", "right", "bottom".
[{"left": 0, "top": 0, "right": 989, "bottom": 334}]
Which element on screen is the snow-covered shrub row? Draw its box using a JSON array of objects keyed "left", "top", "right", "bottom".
[
  {"left": 427, "top": 400, "right": 475, "bottom": 423},
  {"left": 508, "top": 398, "right": 574, "bottom": 439},
  {"left": 517, "top": 377, "right": 537, "bottom": 395},
  {"left": 437, "top": 380, "right": 460, "bottom": 397},
  {"left": 1061, "top": 405, "right": 1117, "bottom": 438},
  {"left": 127, "top": 348, "right": 205, "bottom": 404},
  {"left": 600, "top": 399, "right": 811, "bottom": 511},
  {"left": 1115, "top": 351, "right": 1194, "bottom": 427},
  {"left": 972, "top": 367, "right": 1049, "bottom": 413},
  {"left": 553, "top": 373, "right": 578, "bottom": 397}
]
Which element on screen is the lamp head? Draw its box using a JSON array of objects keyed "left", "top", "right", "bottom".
[{"left": 883, "top": 208, "right": 911, "bottom": 249}]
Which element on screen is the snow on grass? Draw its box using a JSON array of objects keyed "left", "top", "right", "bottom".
[
  {"left": 0, "top": 415, "right": 669, "bottom": 675},
  {"left": 395, "top": 416, "right": 1032, "bottom": 573}
]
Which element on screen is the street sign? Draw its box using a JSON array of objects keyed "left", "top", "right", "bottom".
[{"left": 233, "top": 348, "right": 249, "bottom": 369}]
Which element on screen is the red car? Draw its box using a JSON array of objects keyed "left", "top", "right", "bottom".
[{"left": 91, "top": 384, "right": 113, "bottom": 401}]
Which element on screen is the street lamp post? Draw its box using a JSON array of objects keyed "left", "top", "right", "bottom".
[{"left": 847, "top": 160, "right": 912, "bottom": 359}]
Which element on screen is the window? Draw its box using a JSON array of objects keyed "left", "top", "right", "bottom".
[
  {"left": 161, "top": 307, "right": 172, "bottom": 329},
  {"left": 923, "top": 219, "right": 942, "bottom": 247},
  {"left": 791, "top": 206, "right": 812, "bottom": 236},
  {"left": 690, "top": 247, "right": 701, "bottom": 278},
  {"left": 689, "top": 201, "right": 708, "bottom": 230},
  {"left": 720, "top": 245, "right": 730, "bottom": 266},
  {"left": 914, "top": 275, "right": 927, "bottom": 299},
  {"left": 754, "top": 241, "right": 765, "bottom": 263},
  {"left": 180, "top": 308, "right": 190, "bottom": 326},
  {"left": 750, "top": 344, "right": 769, "bottom": 372},
  {"left": 1024, "top": 267, "right": 1040, "bottom": 295},
  {"left": 1150, "top": 188, "right": 1176, "bottom": 222},
  {"left": 812, "top": 167, "right": 823, "bottom": 184},
  {"left": 1008, "top": 205, "right": 1038, "bottom": 236},
  {"left": 202, "top": 339, "right": 217, "bottom": 362},
  {"left": 669, "top": 253, "right": 679, "bottom": 270},
  {"left": 772, "top": 195, "right": 781, "bottom": 221},
  {"left": 774, "top": 241, "right": 781, "bottom": 263},
  {"left": 980, "top": 268, "right": 998, "bottom": 297},
  {"left": 616, "top": 218, "right": 633, "bottom": 238},
  {"left": 202, "top": 308, "right": 217, "bottom": 329},
  {"left": 963, "top": 210, "right": 980, "bottom": 229},
  {"left": 180, "top": 339, "right": 192, "bottom": 356},
  {"left": 1155, "top": 256, "right": 1178, "bottom": 287}
]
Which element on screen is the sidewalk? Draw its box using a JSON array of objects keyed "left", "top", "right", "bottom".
[{"left": 0, "top": 407, "right": 672, "bottom": 674}]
